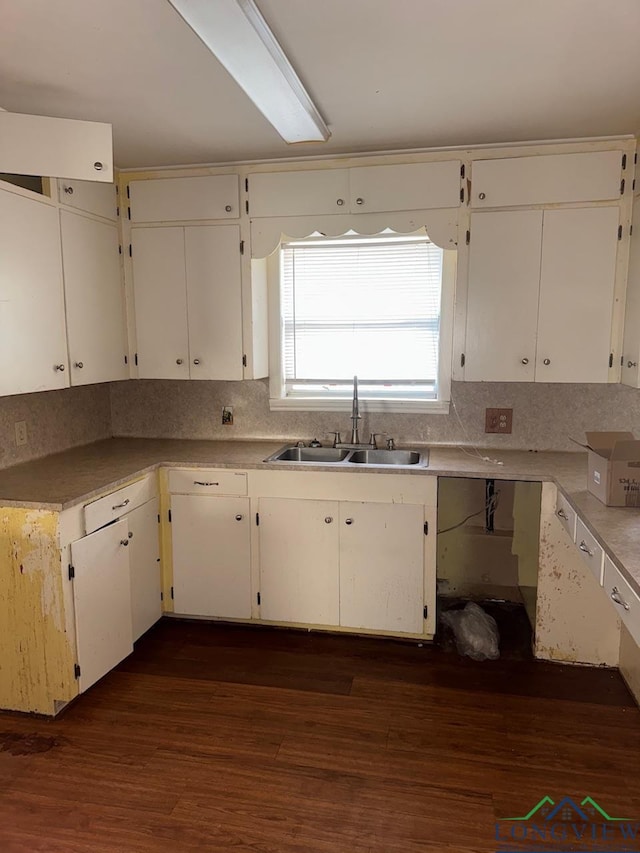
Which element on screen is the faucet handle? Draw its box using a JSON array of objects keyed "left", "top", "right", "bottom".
[
  {"left": 369, "top": 432, "right": 385, "bottom": 449},
  {"left": 386, "top": 437, "right": 396, "bottom": 451},
  {"left": 327, "top": 431, "right": 342, "bottom": 447}
]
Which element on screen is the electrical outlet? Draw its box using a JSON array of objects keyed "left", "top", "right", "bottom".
[
  {"left": 222, "top": 406, "right": 234, "bottom": 426},
  {"left": 15, "top": 421, "right": 28, "bottom": 446},
  {"left": 485, "top": 408, "right": 512, "bottom": 434}
]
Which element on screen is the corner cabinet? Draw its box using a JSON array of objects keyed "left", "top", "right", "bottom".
[{"left": 463, "top": 206, "right": 620, "bottom": 382}]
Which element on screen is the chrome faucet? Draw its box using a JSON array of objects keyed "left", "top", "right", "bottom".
[{"left": 349, "top": 375, "right": 362, "bottom": 444}]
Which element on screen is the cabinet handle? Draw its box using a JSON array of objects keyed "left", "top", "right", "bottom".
[
  {"left": 355, "top": 197, "right": 364, "bottom": 205},
  {"left": 336, "top": 198, "right": 344, "bottom": 206},
  {"left": 579, "top": 540, "right": 593, "bottom": 557},
  {"left": 324, "top": 516, "right": 333, "bottom": 524},
  {"left": 94, "top": 161, "right": 104, "bottom": 171},
  {"left": 235, "top": 514, "right": 243, "bottom": 521},
  {"left": 193, "top": 359, "right": 201, "bottom": 365},
  {"left": 176, "top": 358, "right": 184, "bottom": 365},
  {"left": 64, "top": 186, "right": 74, "bottom": 195},
  {"left": 521, "top": 358, "right": 529, "bottom": 365},
  {"left": 557, "top": 508, "right": 568, "bottom": 520},
  {"left": 478, "top": 192, "right": 486, "bottom": 200},
  {"left": 120, "top": 538, "right": 129, "bottom": 547},
  {"left": 128, "top": 531, "right": 134, "bottom": 539},
  {"left": 611, "top": 587, "right": 630, "bottom": 611},
  {"left": 194, "top": 481, "right": 219, "bottom": 486},
  {"left": 225, "top": 205, "right": 232, "bottom": 212},
  {"left": 543, "top": 358, "right": 551, "bottom": 366},
  {"left": 54, "top": 364, "right": 65, "bottom": 372},
  {"left": 74, "top": 361, "right": 84, "bottom": 369},
  {"left": 345, "top": 518, "right": 354, "bottom": 525},
  {"left": 112, "top": 498, "right": 130, "bottom": 510},
  {"left": 628, "top": 360, "right": 637, "bottom": 368}
]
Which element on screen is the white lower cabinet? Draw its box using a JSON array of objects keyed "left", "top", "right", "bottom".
[
  {"left": 339, "top": 502, "right": 425, "bottom": 634},
  {"left": 171, "top": 493, "right": 252, "bottom": 619},
  {"left": 128, "top": 497, "right": 162, "bottom": 641},
  {"left": 258, "top": 497, "right": 340, "bottom": 626},
  {"left": 70, "top": 519, "right": 134, "bottom": 693}
]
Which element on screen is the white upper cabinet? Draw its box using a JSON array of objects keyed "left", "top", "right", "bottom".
[
  {"left": 58, "top": 178, "right": 118, "bottom": 221},
  {"left": 131, "top": 227, "right": 190, "bottom": 380},
  {"left": 470, "top": 151, "right": 623, "bottom": 208},
  {"left": 536, "top": 207, "right": 619, "bottom": 383},
  {"left": 185, "top": 225, "right": 244, "bottom": 380},
  {"left": 464, "top": 210, "right": 542, "bottom": 381},
  {"left": 348, "top": 161, "right": 461, "bottom": 212},
  {"left": 622, "top": 194, "right": 640, "bottom": 388},
  {"left": 128, "top": 175, "right": 240, "bottom": 223},
  {"left": 249, "top": 161, "right": 461, "bottom": 217},
  {"left": 60, "top": 210, "right": 128, "bottom": 385},
  {"left": 249, "top": 168, "right": 350, "bottom": 217},
  {"left": 0, "top": 187, "right": 69, "bottom": 395},
  {"left": 464, "top": 207, "right": 620, "bottom": 383}
]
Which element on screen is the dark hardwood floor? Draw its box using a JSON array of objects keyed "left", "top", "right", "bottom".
[{"left": 1, "top": 619, "right": 639, "bottom": 852}]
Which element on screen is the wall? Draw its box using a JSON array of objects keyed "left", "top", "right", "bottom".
[
  {"left": 0, "top": 384, "right": 112, "bottom": 470},
  {"left": 110, "top": 378, "right": 640, "bottom": 452}
]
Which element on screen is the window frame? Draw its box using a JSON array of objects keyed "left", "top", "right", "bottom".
[{"left": 267, "top": 232, "right": 456, "bottom": 414}]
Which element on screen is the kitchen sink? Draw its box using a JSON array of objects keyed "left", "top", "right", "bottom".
[{"left": 264, "top": 445, "right": 429, "bottom": 468}]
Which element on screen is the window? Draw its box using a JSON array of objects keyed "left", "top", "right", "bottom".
[{"left": 269, "top": 231, "right": 455, "bottom": 412}]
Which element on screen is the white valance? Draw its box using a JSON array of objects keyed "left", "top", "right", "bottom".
[{"left": 250, "top": 209, "right": 459, "bottom": 258}]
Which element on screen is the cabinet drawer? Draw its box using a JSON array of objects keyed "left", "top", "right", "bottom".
[
  {"left": 84, "top": 475, "right": 156, "bottom": 534},
  {"left": 603, "top": 555, "right": 640, "bottom": 645},
  {"left": 129, "top": 175, "right": 240, "bottom": 222},
  {"left": 168, "top": 468, "right": 248, "bottom": 496},
  {"left": 555, "top": 491, "right": 576, "bottom": 540},
  {"left": 575, "top": 518, "right": 604, "bottom": 584}
]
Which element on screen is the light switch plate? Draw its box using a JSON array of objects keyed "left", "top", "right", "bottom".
[{"left": 15, "top": 421, "right": 28, "bottom": 446}]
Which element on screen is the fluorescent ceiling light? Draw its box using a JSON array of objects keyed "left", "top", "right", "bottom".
[{"left": 167, "top": 0, "right": 330, "bottom": 144}]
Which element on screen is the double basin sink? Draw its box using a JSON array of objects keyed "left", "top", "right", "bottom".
[{"left": 264, "top": 445, "right": 429, "bottom": 468}]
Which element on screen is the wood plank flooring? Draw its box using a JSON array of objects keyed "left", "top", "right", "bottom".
[{"left": 1, "top": 619, "right": 639, "bottom": 852}]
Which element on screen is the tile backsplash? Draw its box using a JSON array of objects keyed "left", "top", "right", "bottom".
[
  {"left": 0, "top": 384, "right": 112, "bottom": 470},
  {"left": 109, "top": 378, "right": 640, "bottom": 452}
]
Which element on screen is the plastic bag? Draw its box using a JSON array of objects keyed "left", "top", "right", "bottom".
[{"left": 441, "top": 602, "right": 500, "bottom": 661}]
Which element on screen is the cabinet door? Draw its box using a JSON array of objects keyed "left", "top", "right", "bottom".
[
  {"left": 171, "top": 494, "right": 251, "bottom": 619},
  {"left": 471, "top": 151, "right": 623, "bottom": 208},
  {"left": 71, "top": 519, "right": 133, "bottom": 693},
  {"left": 60, "top": 210, "right": 128, "bottom": 385},
  {"left": 185, "top": 225, "right": 244, "bottom": 380},
  {"left": 129, "top": 175, "right": 239, "bottom": 222},
  {"left": 464, "top": 210, "right": 542, "bottom": 381},
  {"left": 349, "top": 161, "right": 461, "bottom": 212},
  {"left": 0, "top": 188, "right": 69, "bottom": 395},
  {"left": 258, "top": 497, "right": 340, "bottom": 626},
  {"left": 131, "top": 227, "right": 190, "bottom": 379},
  {"left": 128, "top": 497, "right": 162, "bottom": 642},
  {"left": 58, "top": 179, "right": 117, "bottom": 221},
  {"left": 536, "top": 207, "right": 619, "bottom": 383},
  {"left": 249, "top": 169, "right": 350, "bottom": 217},
  {"left": 622, "top": 195, "right": 640, "bottom": 387},
  {"left": 339, "top": 502, "right": 424, "bottom": 634}
]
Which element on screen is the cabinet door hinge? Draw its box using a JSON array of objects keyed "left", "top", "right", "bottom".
[
  {"left": 127, "top": 206, "right": 131, "bottom": 220},
  {"left": 168, "top": 508, "right": 172, "bottom": 523},
  {"left": 68, "top": 564, "right": 75, "bottom": 580},
  {"left": 460, "top": 187, "right": 464, "bottom": 203},
  {"left": 170, "top": 586, "right": 174, "bottom": 600},
  {"left": 618, "top": 224, "right": 623, "bottom": 240},
  {"left": 242, "top": 354, "right": 247, "bottom": 367},
  {"left": 620, "top": 179, "right": 625, "bottom": 196},
  {"left": 460, "top": 353, "right": 466, "bottom": 368},
  {"left": 74, "top": 664, "right": 81, "bottom": 679},
  {"left": 609, "top": 353, "right": 614, "bottom": 369},
  {"left": 256, "top": 512, "right": 260, "bottom": 526},
  {"left": 157, "top": 513, "right": 161, "bottom": 523},
  {"left": 240, "top": 240, "right": 245, "bottom": 255},
  {"left": 116, "top": 206, "right": 120, "bottom": 218},
  {"left": 134, "top": 352, "right": 138, "bottom": 366},
  {"left": 245, "top": 199, "right": 249, "bottom": 215},
  {"left": 622, "top": 153, "right": 627, "bottom": 170},
  {"left": 465, "top": 229, "right": 470, "bottom": 245},
  {"left": 257, "top": 592, "right": 261, "bottom": 605},
  {"left": 423, "top": 605, "right": 428, "bottom": 620},
  {"left": 118, "top": 244, "right": 122, "bottom": 254},
  {"left": 126, "top": 184, "right": 130, "bottom": 199},
  {"left": 460, "top": 164, "right": 465, "bottom": 179},
  {"left": 160, "top": 591, "right": 164, "bottom": 601},
  {"left": 245, "top": 177, "right": 249, "bottom": 192},
  {"left": 128, "top": 243, "right": 132, "bottom": 257},
  {"left": 124, "top": 354, "right": 128, "bottom": 365},
  {"left": 423, "top": 521, "right": 429, "bottom": 536}
]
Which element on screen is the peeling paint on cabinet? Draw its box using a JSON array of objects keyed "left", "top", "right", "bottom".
[{"left": 0, "top": 508, "right": 77, "bottom": 714}]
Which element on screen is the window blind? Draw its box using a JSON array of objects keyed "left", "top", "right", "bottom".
[{"left": 281, "top": 235, "right": 443, "bottom": 399}]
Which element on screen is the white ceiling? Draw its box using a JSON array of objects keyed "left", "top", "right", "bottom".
[{"left": 1, "top": 0, "right": 640, "bottom": 169}]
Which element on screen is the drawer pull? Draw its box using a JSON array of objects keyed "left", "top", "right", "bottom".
[
  {"left": 120, "top": 539, "right": 129, "bottom": 547},
  {"left": 611, "top": 587, "right": 630, "bottom": 611},
  {"left": 557, "top": 508, "right": 568, "bottom": 520},
  {"left": 194, "top": 481, "right": 219, "bottom": 487},
  {"left": 579, "top": 540, "right": 593, "bottom": 557},
  {"left": 112, "top": 498, "right": 130, "bottom": 510}
]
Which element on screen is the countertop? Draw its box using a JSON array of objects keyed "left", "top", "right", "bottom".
[{"left": 0, "top": 436, "right": 638, "bottom": 595}]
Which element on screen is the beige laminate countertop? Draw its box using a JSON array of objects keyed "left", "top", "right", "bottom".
[{"left": 0, "top": 437, "right": 638, "bottom": 595}]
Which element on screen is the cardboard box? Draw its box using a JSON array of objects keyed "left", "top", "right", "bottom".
[{"left": 575, "top": 432, "right": 640, "bottom": 507}]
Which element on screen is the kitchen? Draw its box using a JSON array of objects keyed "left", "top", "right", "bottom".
[{"left": 0, "top": 3, "right": 638, "bottom": 850}]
